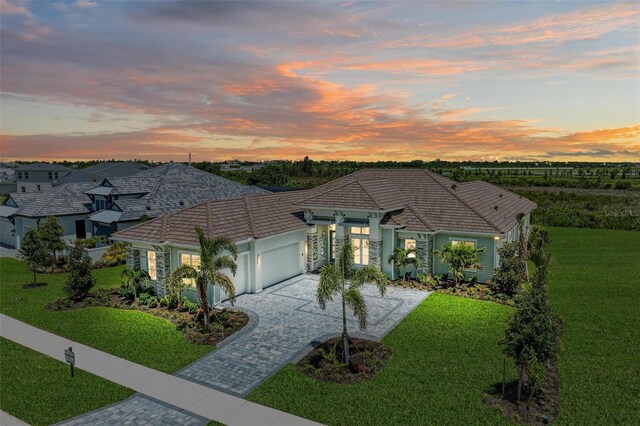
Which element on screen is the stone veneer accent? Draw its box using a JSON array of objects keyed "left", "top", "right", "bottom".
[
  {"left": 154, "top": 246, "right": 171, "bottom": 297},
  {"left": 334, "top": 235, "right": 347, "bottom": 256},
  {"left": 416, "top": 236, "right": 434, "bottom": 276},
  {"left": 125, "top": 245, "right": 140, "bottom": 270},
  {"left": 306, "top": 228, "right": 319, "bottom": 271},
  {"left": 368, "top": 239, "right": 382, "bottom": 270}
]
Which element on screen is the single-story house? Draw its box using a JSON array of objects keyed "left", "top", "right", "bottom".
[
  {"left": 87, "top": 162, "right": 268, "bottom": 236},
  {"left": 112, "top": 169, "right": 536, "bottom": 306}
]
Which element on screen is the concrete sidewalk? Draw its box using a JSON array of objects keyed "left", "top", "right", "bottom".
[
  {"left": 0, "top": 314, "right": 320, "bottom": 426},
  {"left": 1, "top": 410, "right": 31, "bottom": 426}
]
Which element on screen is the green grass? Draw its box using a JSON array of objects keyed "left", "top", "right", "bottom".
[
  {"left": 0, "top": 258, "right": 212, "bottom": 372},
  {"left": 249, "top": 227, "right": 639, "bottom": 425},
  {"left": 249, "top": 294, "right": 514, "bottom": 425},
  {"left": 547, "top": 227, "right": 639, "bottom": 424},
  {"left": 0, "top": 337, "right": 134, "bottom": 426}
]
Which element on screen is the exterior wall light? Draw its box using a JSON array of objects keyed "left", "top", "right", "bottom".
[
  {"left": 257, "top": 254, "right": 261, "bottom": 266},
  {"left": 494, "top": 236, "right": 501, "bottom": 240}
]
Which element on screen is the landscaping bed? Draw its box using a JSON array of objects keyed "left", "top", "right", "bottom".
[
  {"left": 391, "top": 278, "right": 515, "bottom": 306},
  {"left": 297, "top": 337, "right": 391, "bottom": 384},
  {"left": 47, "top": 289, "right": 249, "bottom": 345}
]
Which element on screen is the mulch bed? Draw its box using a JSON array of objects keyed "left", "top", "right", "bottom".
[
  {"left": 391, "top": 279, "right": 515, "bottom": 306},
  {"left": 46, "top": 289, "right": 249, "bottom": 345},
  {"left": 296, "top": 337, "right": 391, "bottom": 384},
  {"left": 483, "top": 359, "right": 560, "bottom": 425}
]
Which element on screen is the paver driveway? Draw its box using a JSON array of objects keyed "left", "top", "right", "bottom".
[{"left": 176, "top": 274, "right": 429, "bottom": 396}]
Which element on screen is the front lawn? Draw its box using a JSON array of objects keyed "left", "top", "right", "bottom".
[
  {"left": 249, "top": 293, "right": 514, "bottom": 425},
  {"left": 249, "top": 227, "right": 639, "bottom": 425},
  {"left": 0, "top": 258, "right": 212, "bottom": 372},
  {"left": 0, "top": 337, "right": 134, "bottom": 426}
]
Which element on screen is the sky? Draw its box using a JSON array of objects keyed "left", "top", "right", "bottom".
[{"left": 0, "top": 0, "right": 639, "bottom": 162}]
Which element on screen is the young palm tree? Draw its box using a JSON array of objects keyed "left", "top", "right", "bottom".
[
  {"left": 388, "top": 247, "right": 421, "bottom": 282},
  {"left": 434, "top": 243, "right": 485, "bottom": 287},
  {"left": 317, "top": 242, "right": 389, "bottom": 364},
  {"left": 167, "top": 227, "right": 238, "bottom": 326},
  {"left": 120, "top": 267, "right": 150, "bottom": 299}
]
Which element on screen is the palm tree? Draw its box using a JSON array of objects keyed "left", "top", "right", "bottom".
[
  {"left": 388, "top": 247, "right": 421, "bottom": 282},
  {"left": 120, "top": 267, "right": 150, "bottom": 299},
  {"left": 434, "top": 243, "right": 485, "bottom": 287},
  {"left": 167, "top": 227, "right": 238, "bottom": 326},
  {"left": 317, "top": 242, "right": 389, "bottom": 364}
]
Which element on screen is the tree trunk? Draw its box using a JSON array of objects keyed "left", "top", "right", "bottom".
[
  {"left": 197, "top": 275, "right": 210, "bottom": 327},
  {"left": 517, "top": 366, "right": 525, "bottom": 401},
  {"left": 341, "top": 279, "right": 349, "bottom": 364}
]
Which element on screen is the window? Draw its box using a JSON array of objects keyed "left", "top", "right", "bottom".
[
  {"left": 351, "top": 238, "right": 369, "bottom": 265},
  {"left": 36, "top": 184, "right": 41, "bottom": 191},
  {"left": 451, "top": 240, "right": 476, "bottom": 248},
  {"left": 20, "top": 186, "right": 26, "bottom": 193},
  {"left": 180, "top": 253, "right": 201, "bottom": 286},
  {"left": 350, "top": 226, "right": 369, "bottom": 235},
  {"left": 17, "top": 172, "right": 22, "bottom": 179},
  {"left": 48, "top": 172, "right": 52, "bottom": 180},
  {"left": 404, "top": 239, "right": 416, "bottom": 258},
  {"left": 147, "top": 251, "right": 157, "bottom": 280},
  {"left": 25, "top": 172, "right": 29, "bottom": 179},
  {"left": 96, "top": 199, "right": 106, "bottom": 210},
  {"left": 54, "top": 172, "right": 58, "bottom": 179}
]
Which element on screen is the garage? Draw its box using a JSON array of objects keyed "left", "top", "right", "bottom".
[
  {"left": 220, "top": 253, "right": 248, "bottom": 302},
  {"left": 261, "top": 242, "right": 303, "bottom": 288},
  {"left": 0, "top": 218, "right": 15, "bottom": 248}
]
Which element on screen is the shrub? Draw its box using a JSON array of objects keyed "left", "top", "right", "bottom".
[
  {"left": 63, "top": 246, "right": 96, "bottom": 301},
  {"left": 490, "top": 242, "right": 521, "bottom": 298},
  {"left": 468, "top": 275, "right": 479, "bottom": 285},
  {"left": 614, "top": 181, "right": 631, "bottom": 190},
  {"left": 73, "top": 235, "right": 107, "bottom": 249},
  {"left": 138, "top": 292, "right": 158, "bottom": 308},
  {"left": 99, "top": 242, "right": 126, "bottom": 267},
  {"left": 38, "top": 216, "right": 65, "bottom": 265},
  {"left": 181, "top": 297, "right": 199, "bottom": 314},
  {"left": 119, "top": 267, "right": 150, "bottom": 300}
]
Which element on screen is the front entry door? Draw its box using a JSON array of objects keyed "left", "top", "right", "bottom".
[{"left": 75, "top": 220, "right": 86, "bottom": 239}]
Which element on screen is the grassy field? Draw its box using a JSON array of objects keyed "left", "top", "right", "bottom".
[
  {"left": 547, "top": 227, "right": 639, "bottom": 424},
  {"left": 248, "top": 227, "right": 639, "bottom": 425},
  {"left": 0, "top": 258, "right": 212, "bottom": 372},
  {"left": 0, "top": 337, "right": 133, "bottom": 426}
]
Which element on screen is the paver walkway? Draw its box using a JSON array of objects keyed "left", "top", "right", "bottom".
[
  {"left": 0, "top": 314, "right": 319, "bottom": 426},
  {"left": 177, "top": 274, "right": 429, "bottom": 396}
]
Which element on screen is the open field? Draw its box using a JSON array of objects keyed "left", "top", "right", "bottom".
[
  {"left": 0, "top": 337, "right": 133, "bottom": 426},
  {"left": 249, "top": 227, "right": 640, "bottom": 425},
  {"left": 0, "top": 259, "right": 212, "bottom": 372}
]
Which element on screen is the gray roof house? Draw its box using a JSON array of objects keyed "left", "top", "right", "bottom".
[
  {"left": 86, "top": 163, "right": 268, "bottom": 236},
  {"left": 113, "top": 169, "right": 536, "bottom": 306},
  {"left": 0, "top": 163, "right": 268, "bottom": 248},
  {"left": 54, "top": 162, "right": 149, "bottom": 185}
]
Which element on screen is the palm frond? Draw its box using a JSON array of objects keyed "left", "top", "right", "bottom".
[
  {"left": 337, "top": 242, "right": 355, "bottom": 279},
  {"left": 207, "top": 269, "right": 237, "bottom": 306},
  {"left": 353, "top": 265, "right": 389, "bottom": 297},
  {"left": 317, "top": 263, "right": 341, "bottom": 310},
  {"left": 214, "top": 255, "right": 238, "bottom": 276},
  {"left": 344, "top": 286, "right": 368, "bottom": 330}
]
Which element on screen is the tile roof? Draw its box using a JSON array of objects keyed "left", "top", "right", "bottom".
[
  {"left": 54, "top": 162, "right": 148, "bottom": 186},
  {"left": 114, "top": 169, "right": 536, "bottom": 247},
  {"left": 9, "top": 183, "right": 95, "bottom": 217},
  {"left": 91, "top": 163, "right": 269, "bottom": 222},
  {"left": 89, "top": 209, "right": 123, "bottom": 224}
]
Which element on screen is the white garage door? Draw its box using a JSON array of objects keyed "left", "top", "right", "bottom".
[
  {"left": 261, "top": 243, "right": 303, "bottom": 288},
  {"left": 220, "top": 253, "right": 248, "bottom": 302},
  {"left": 0, "top": 218, "right": 15, "bottom": 248}
]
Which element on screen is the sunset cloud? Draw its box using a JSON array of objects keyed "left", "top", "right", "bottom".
[{"left": 0, "top": 1, "right": 638, "bottom": 162}]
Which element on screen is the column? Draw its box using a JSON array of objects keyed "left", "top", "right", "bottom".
[
  {"left": 416, "top": 235, "right": 433, "bottom": 276},
  {"left": 154, "top": 246, "right": 171, "bottom": 297},
  {"left": 368, "top": 216, "right": 382, "bottom": 270},
  {"left": 125, "top": 245, "right": 140, "bottom": 270},
  {"left": 306, "top": 226, "right": 319, "bottom": 272},
  {"left": 334, "top": 214, "right": 347, "bottom": 254}
]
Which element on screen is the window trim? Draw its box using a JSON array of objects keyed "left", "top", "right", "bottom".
[
  {"left": 351, "top": 236, "right": 369, "bottom": 266},
  {"left": 178, "top": 251, "right": 201, "bottom": 287},
  {"left": 147, "top": 251, "right": 157, "bottom": 280}
]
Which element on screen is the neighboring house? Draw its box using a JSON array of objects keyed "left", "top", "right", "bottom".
[
  {"left": 87, "top": 162, "right": 268, "bottom": 236},
  {"left": 0, "top": 183, "right": 96, "bottom": 248},
  {"left": 54, "top": 162, "right": 149, "bottom": 185},
  {"left": 14, "top": 163, "right": 72, "bottom": 193},
  {"left": 112, "top": 169, "right": 536, "bottom": 306}
]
